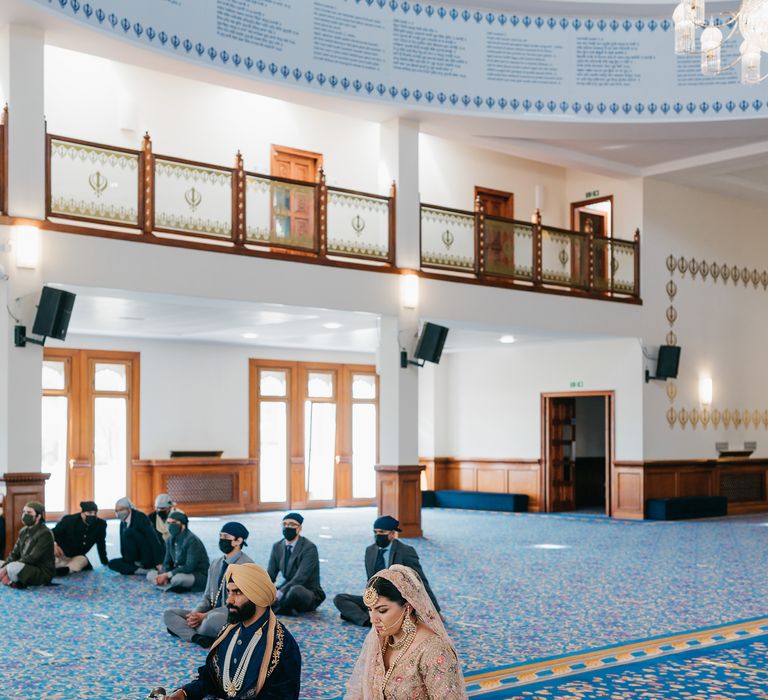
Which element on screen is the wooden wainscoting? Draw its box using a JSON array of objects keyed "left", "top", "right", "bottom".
[
  {"left": 431, "top": 458, "right": 543, "bottom": 512},
  {"left": 131, "top": 459, "right": 258, "bottom": 516},
  {"left": 611, "top": 461, "right": 645, "bottom": 520}
]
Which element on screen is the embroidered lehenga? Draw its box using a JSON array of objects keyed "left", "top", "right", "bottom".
[{"left": 344, "top": 565, "right": 467, "bottom": 700}]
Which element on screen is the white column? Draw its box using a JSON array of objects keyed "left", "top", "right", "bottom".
[
  {"left": 0, "top": 24, "right": 46, "bottom": 219},
  {"left": 379, "top": 118, "right": 420, "bottom": 270},
  {"left": 378, "top": 312, "right": 420, "bottom": 466}
]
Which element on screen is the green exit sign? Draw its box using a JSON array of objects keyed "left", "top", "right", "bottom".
[
  {"left": 585, "top": 190, "right": 600, "bottom": 198},
  {"left": 570, "top": 381, "right": 584, "bottom": 388}
]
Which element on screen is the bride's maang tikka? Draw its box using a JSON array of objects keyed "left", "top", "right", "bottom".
[{"left": 363, "top": 578, "right": 379, "bottom": 607}]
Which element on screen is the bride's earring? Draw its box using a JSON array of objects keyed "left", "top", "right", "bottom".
[{"left": 402, "top": 606, "right": 416, "bottom": 635}]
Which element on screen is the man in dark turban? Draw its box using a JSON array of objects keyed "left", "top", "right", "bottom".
[
  {"left": 52, "top": 500, "right": 108, "bottom": 575},
  {"left": 164, "top": 563, "right": 301, "bottom": 699}
]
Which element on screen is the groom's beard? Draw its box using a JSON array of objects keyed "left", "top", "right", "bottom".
[{"left": 227, "top": 600, "right": 257, "bottom": 623}]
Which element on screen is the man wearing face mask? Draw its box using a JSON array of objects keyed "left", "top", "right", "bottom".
[
  {"left": 147, "top": 493, "right": 175, "bottom": 549},
  {"left": 108, "top": 496, "right": 165, "bottom": 576},
  {"left": 148, "top": 511, "right": 209, "bottom": 593},
  {"left": 52, "top": 500, "right": 108, "bottom": 575},
  {"left": 0, "top": 501, "right": 55, "bottom": 588},
  {"left": 163, "top": 521, "right": 253, "bottom": 647},
  {"left": 266, "top": 512, "right": 325, "bottom": 616},
  {"left": 332, "top": 514, "right": 441, "bottom": 626}
]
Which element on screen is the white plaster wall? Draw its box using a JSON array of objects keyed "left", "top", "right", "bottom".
[
  {"left": 44, "top": 47, "right": 382, "bottom": 193},
  {"left": 437, "top": 338, "right": 643, "bottom": 461},
  {"left": 642, "top": 178, "right": 768, "bottom": 459},
  {"left": 53, "top": 333, "right": 373, "bottom": 459}
]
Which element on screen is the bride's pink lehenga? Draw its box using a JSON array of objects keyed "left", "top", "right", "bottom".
[{"left": 344, "top": 565, "right": 467, "bottom": 700}]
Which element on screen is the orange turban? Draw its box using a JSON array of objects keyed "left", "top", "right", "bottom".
[{"left": 225, "top": 563, "right": 277, "bottom": 607}]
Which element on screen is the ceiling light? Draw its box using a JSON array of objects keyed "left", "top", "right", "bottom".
[
  {"left": 323, "top": 322, "right": 342, "bottom": 329},
  {"left": 499, "top": 335, "right": 516, "bottom": 344},
  {"left": 242, "top": 332, "right": 259, "bottom": 339}
]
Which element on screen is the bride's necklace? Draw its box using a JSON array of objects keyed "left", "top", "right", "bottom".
[
  {"left": 380, "top": 620, "right": 417, "bottom": 692},
  {"left": 222, "top": 620, "right": 267, "bottom": 697},
  {"left": 387, "top": 631, "right": 409, "bottom": 649}
]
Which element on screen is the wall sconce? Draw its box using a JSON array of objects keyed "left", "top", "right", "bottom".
[
  {"left": 532, "top": 184, "right": 544, "bottom": 223},
  {"left": 13, "top": 225, "right": 40, "bottom": 269},
  {"left": 699, "top": 376, "right": 713, "bottom": 406},
  {"left": 400, "top": 272, "right": 419, "bottom": 309}
]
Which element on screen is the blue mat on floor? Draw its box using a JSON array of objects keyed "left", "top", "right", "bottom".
[{"left": 4, "top": 507, "right": 768, "bottom": 698}]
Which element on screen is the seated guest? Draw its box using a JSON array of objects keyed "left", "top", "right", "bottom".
[
  {"left": 164, "top": 521, "right": 253, "bottom": 647},
  {"left": 148, "top": 511, "right": 209, "bottom": 592},
  {"left": 333, "top": 514, "right": 441, "bottom": 627},
  {"left": 267, "top": 512, "right": 325, "bottom": 616},
  {"left": 0, "top": 501, "right": 55, "bottom": 588},
  {"left": 108, "top": 497, "right": 164, "bottom": 576},
  {"left": 163, "top": 563, "right": 302, "bottom": 699},
  {"left": 53, "top": 500, "right": 108, "bottom": 575},
  {"left": 147, "top": 493, "right": 174, "bottom": 549}
]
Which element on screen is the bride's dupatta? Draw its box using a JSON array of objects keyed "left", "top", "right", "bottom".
[{"left": 344, "top": 564, "right": 466, "bottom": 700}]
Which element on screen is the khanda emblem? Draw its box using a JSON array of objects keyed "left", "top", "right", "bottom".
[
  {"left": 185, "top": 187, "right": 202, "bottom": 212},
  {"left": 442, "top": 229, "right": 454, "bottom": 250},
  {"left": 559, "top": 248, "right": 569, "bottom": 267},
  {"left": 88, "top": 171, "right": 108, "bottom": 198},
  {"left": 351, "top": 215, "right": 366, "bottom": 236}
]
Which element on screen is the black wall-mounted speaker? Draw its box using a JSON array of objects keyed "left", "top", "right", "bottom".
[
  {"left": 414, "top": 322, "right": 449, "bottom": 364},
  {"left": 656, "top": 345, "right": 681, "bottom": 380},
  {"left": 32, "top": 287, "right": 76, "bottom": 341}
]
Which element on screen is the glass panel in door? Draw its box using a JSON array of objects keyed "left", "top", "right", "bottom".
[
  {"left": 93, "top": 397, "right": 128, "bottom": 508},
  {"left": 42, "top": 396, "right": 69, "bottom": 512},
  {"left": 304, "top": 401, "right": 336, "bottom": 501},
  {"left": 259, "top": 401, "right": 288, "bottom": 503},
  {"left": 352, "top": 403, "right": 376, "bottom": 499}
]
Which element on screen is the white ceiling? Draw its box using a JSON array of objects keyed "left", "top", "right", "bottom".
[
  {"left": 58, "top": 285, "right": 591, "bottom": 353},
  {"left": 4, "top": 0, "right": 768, "bottom": 202}
]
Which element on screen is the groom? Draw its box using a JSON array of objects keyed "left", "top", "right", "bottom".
[
  {"left": 333, "top": 515, "right": 441, "bottom": 626},
  {"left": 165, "top": 563, "right": 301, "bottom": 699}
]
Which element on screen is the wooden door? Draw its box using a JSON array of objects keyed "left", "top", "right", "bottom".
[
  {"left": 475, "top": 186, "right": 514, "bottom": 219},
  {"left": 270, "top": 145, "right": 322, "bottom": 242},
  {"left": 548, "top": 397, "right": 577, "bottom": 512},
  {"left": 571, "top": 196, "right": 613, "bottom": 286}
]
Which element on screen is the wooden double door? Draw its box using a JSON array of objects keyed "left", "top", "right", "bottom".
[{"left": 249, "top": 359, "right": 378, "bottom": 510}]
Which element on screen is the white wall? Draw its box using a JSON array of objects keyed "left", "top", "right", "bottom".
[
  {"left": 436, "top": 338, "right": 643, "bottom": 461},
  {"left": 44, "top": 47, "right": 382, "bottom": 193},
  {"left": 57, "top": 334, "right": 373, "bottom": 459}
]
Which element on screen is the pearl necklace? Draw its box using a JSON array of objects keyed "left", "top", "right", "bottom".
[{"left": 222, "top": 621, "right": 267, "bottom": 697}]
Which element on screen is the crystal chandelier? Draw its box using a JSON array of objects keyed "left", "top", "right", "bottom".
[{"left": 673, "top": 0, "right": 768, "bottom": 84}]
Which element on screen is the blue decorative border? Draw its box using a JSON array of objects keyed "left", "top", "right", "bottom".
[{"left": 36, "top": 0, "right": 764, "bottom": 119}]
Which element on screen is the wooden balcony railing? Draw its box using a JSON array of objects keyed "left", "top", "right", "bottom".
[
  {"left": 420, "top": 203, "right": 640, "bottom": 301},
  {"left": 45, "top": 132, "right": 396, "bottom": 266}
]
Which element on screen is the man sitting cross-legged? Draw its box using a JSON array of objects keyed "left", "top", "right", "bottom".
[
  {"left": 53, "top": 500, "right": 108, "bottom": 575},
  {"left": 147, "top": 511, "right": 209, "bottom": 593},
  {"left": 0, "top": 501, "right": 55, "bottom": 589},
  {"left": 164, "top": 521, "right": 253, "bottom": 648},
  {"left": 163, "top": 563, "right": 302, "bottom": 699}
]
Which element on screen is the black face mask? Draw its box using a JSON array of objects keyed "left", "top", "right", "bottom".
[
  {"left": 375, "top": 534, "right": 390, "bottom": 549},
  {"left": 219, "top": 539, "right": 235, "bottom": 555},
  {"left": 227, "top": 600, "right": 257, "bottom": 624},
  {"left": 282, "top": 527, "right": 298, "bottom": 542},
  {"left": 157, "top": 510, "right": 169, "bottom": 521},
  {"left": 85, "top": 515, "right": 98, "bottom": 526}
]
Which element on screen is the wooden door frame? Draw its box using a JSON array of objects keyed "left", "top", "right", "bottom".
[
  {"left": 474, "top": 185, "right": 514, "bottom": 219},
  {"left": 570, "top": 195, "right": 614, "bottom": 237},
  {"left": 270, "top": 145, "right": 324, "bottom": 181},
  {"left": 541, "top": 391, "right": 615, "bottom": 516}
]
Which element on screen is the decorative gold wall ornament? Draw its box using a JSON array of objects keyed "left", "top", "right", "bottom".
[
  {"left": 689, "top": 259, "right": 699, "bottom": 278},
  {"left": 666, "top": 381, "right": 678, "bottom": 402},
  {"left": 666, "top": 280, "right": 677, "bottom": 299},
  {"left": 731, "top": 265, "right": 740, "bottom": 283},
  {"left": 741, "top": 267, "right": 750, "bottom": 286},
  {"left": 678, "top": 408, "right": 689, "bottom": 428},
  {"left": 666, "top": 331, "right": 678, "bottom": 345},
  {"left": 762, "top": 271, "right": 768, "bottom": 289},
  {"left": 721, "top": 264, "right": 730, "bottom": 282},
  {"left": 700, "top": 261, "right": 709, "bottom": 280},
  {"left": 351, "top": 215, "right": 366, "bottom": 236},
  {"left": 743, "top": 410, "right": 752, "bottom": 428},
  {"left": 752, "top": 269, "right": 760, "bottom": 288},
  {"left": 667, "top": 407, "right": 677, "bottom": 427},
  {"left": 763, "top": 410, "right": 768, "bottom": 428},
  {"left": 733, "top": 410, "right": 742, "bottom": 428},
  {"left": 690, "top": 408, "right": 700, "bottom": 428},
  {"left": 441, "top": 229, "right": 455, "bottom": 250},
  {"left": 712, "top": 409, "right": 722, "bottom": 428},
  {"left": 701, "top": 408, "right": 710, "bottom": 427},
  {"left": 184, "top": 187, "right": 202, "bottom": 212},
  {"left": 723, "top": 409, "right": 732, "bottom": 428},
  {"left": 711, "top": 263, "right": 721, "bottom": 281},
  {"left": 666, "top": 306, "right": 678, "bottom": 324},
  {"left": 88, "top": 170, "right": 109, "bottom": 197},
  {"left": 751, "top": 408, "right": 760, "bottom": 427},
  {"left": 667, "top": 254, "right": 677, "bottom": 273},
  {"left": 678, "top": 257, "right": 688, "bottom": 274}
]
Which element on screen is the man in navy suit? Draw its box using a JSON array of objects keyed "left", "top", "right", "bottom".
[
  {"left": 267, "top": 512, "right": 325, "bottom": 616},
  {"left": 332, "top": 514, "right": 441, "bottom": 626},
  {"left": 107, "top": 497, "right": 164, "bottom": 575}
]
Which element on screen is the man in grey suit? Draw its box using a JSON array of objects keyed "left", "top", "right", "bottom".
[
  {"left": 163, "top": 522, "right": 253, "bottom": 647},
  {"left": 333, "top": 514, "right": 441, "bottom": 626},
  {"left": 267, "top": 512, "right": 325, "bottom": 616}
]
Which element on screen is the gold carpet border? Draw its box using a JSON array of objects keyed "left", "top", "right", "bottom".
[{"left": 464, "top": 616, "right": 768, "bottom": 696}]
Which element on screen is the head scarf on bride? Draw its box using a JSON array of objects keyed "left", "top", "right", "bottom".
[{"left": 344, "top": 564, "right": 465, "bottom": 699}]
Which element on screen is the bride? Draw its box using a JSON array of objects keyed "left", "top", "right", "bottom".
[{"left": 344, "top": 564, "right": 467, "bottom": 699}]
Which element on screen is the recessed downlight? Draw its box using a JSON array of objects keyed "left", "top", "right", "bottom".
[
  {"left": 499, "top": 335, "right": 516, "bottom": 344},
  {"left": 323, "top": 322, "right": 342, "bottom": 329}
]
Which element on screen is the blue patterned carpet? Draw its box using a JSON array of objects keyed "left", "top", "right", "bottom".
[{"left": 3, "top": 507, "right": 768, "bottom": 698}]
